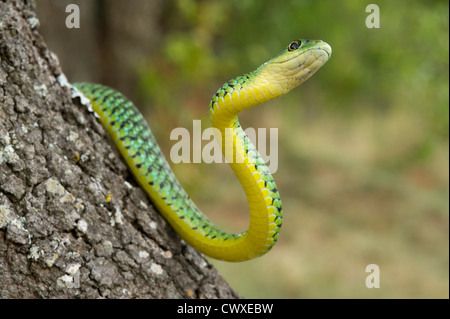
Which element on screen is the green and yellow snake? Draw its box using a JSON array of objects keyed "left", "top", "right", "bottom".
[{"left": 73, "top": 39, "right": 331, "bottom": 261}]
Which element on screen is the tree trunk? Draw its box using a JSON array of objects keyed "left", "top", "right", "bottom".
[{"left": 0, "top": 0, "right": 238, "bottom": 299}]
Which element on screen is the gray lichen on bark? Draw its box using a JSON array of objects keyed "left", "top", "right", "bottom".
[{"left": 0, "top": 0, "right": 238, "bottom": 299}]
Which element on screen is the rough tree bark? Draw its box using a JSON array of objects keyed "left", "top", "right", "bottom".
[{"left": 0, "top": 0, "right": 238, "bottom": 298}]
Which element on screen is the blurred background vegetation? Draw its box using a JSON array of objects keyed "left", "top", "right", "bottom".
[{"left": 37, "top": 0, "right": 448, "bottom": 298}]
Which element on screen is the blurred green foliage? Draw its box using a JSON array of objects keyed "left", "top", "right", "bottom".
[
  {"left": 133, "top": 0, "right": 448, "bottom": 298},
  {"left": 138, "top": 0, "right": 448, "bottom": 136}
]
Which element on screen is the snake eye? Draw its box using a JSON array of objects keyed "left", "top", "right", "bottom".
[{"left": 288, "top": 40, "right": 301, "bottom": 51}]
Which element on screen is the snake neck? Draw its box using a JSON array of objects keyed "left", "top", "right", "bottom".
[
  {"left": 209, "top": 69, "right": 283, "bottom": 166},
  {"left": 209, "top": 69, "right": 285, "bottom": 126},
  {"left": 206, "top": 71, "right": 284, "bottom": 260}
]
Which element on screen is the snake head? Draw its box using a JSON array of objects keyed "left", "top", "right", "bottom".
[
  {"left": 257, "top": 39, "right": 332, "bottom": 97},
  {"left": 210, "top": 39, "right": 332, "bottom": 120}
]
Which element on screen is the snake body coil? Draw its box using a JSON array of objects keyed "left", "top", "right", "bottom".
[{"left": 74, "top": 39, "right": 331, "bottom": 261}]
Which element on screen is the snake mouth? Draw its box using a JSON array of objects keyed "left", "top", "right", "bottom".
[
  {"left": 318, "top": 42, "right": 332, "bottom": 58},
  {"left": 287, "top": 47, "right": 331, "bottom": 74},
  {"left": 273, "top": 41, "right": 332, "bottom": 70},
  {"left": 295, "top": 43, "right": 332, "bottom": 62}
]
